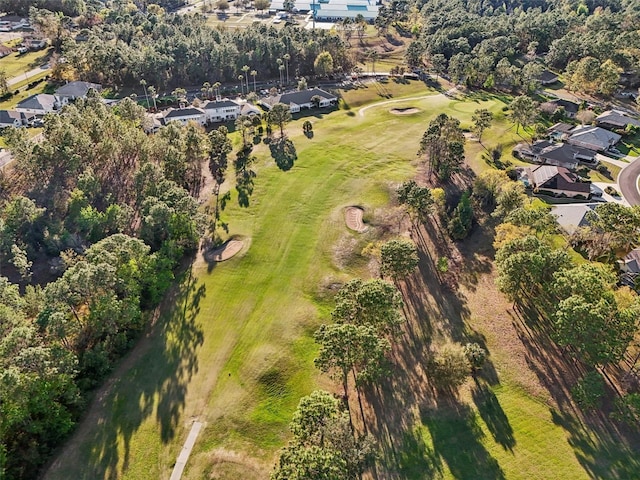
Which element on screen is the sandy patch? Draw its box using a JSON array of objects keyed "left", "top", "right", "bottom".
[
  {"left": 206, "top": 240, "right": 245, "bottom": 262},
  {"left": 344, "top": 206, "right": 367, "bottom": 233},
  {"left": 389, "top": 107, "right": 421, "bottom": 115}
]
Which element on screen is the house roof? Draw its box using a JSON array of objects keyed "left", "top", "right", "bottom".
[
  {"left": 16, "top": 94, "right": 58, "bottom": 111},
  {"left": 528, "top": 165, "right": 591, "bottom": 194},
  {"left": 0, "top": 45, "right": 11, "bottom": 55},
  {"left": 623, "top": 248, "right": 640, "bottom": 274},
  {"left": 548, "top": 98, "right": 579, "bottom": 113},
  {"left": 55, "top": 81, "right": 102, "bottom": 97},
  {"left": 596, "top": 110, "right": 640, "bottom": 128},
  {"left": 265, "top": 87, "right": 338, "bottom": 108},
  {"left": 0, "top": 110, "right": 22, "bottom": 123},
  {"left": 548, "top": 122, "right": 574, "bottom": 134},
  {"left": 202, "top": 99, "right": 239, "bottom": 110},
  {"left": 568, "top": 125, "right": 621, "bottom": 150},
  {"left": 551, "top": 204, "right": 598, "bottom": 234},
  {"left": 240, "top": 103, "right": 262, "bottom": 115},
  {"left": 163, "top": 107, "right": 205, "bottom": 119},
  {"left": 538, "top": 142, "right": 596, "bottom": 164},
  {"left": 538, "top": 70, "right": 559, "bottom": 83}
]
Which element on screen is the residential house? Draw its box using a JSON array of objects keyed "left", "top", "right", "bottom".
[
  {"left": 23, "top": 36, "right": 47, "bottom": 50},
  {"left": 521, "top": 165, "right": 591, "bottom": 198},
  {"left": 55, "top": 81, "right": 102, "bottom": 101},
  {"left": 201, "top": 99, "right": 241, "bottom": 123},
  {"left": 538, "top": 70, "right": 559, "bottom": 85},
  {"left": 551, "top": 204, "right": 597, "bottom": 234},
  {"left": 261, "top": 88, "right": 338, "bottom": 113},
  {"left": 240, "top": 102, "right": 262, "bottom": 116},
  {"left": 548, "top": 122, "right": 574, "bottom": 140},
  {"left": 0, "top": 44, "right": 11, "bottom": 58},
  {"left": 567, "top": 125, "right": 621, "bottom": 152},
  {"left": 596, "top": 110, "right": 640, "bottom": 130},
  {"left": 0, "top": 110, "right": 34, "bottom": 129},
  {"left": 15, "top": 94, "right": 65, "bottom": 115},
  {"left": 160, "top": 107, "right": 206, "bottom": 126},
  {"left": 513, "top": 140, "right": 596, "bottom": 170},
  {"left": 619, "top": 248, "right": 640, "bottom": 287},
  {"left": 542, "top": 98, "right": 579, "bottom": 118}
]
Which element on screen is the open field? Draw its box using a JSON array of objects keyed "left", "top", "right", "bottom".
[
  {"left": 0, "top": 48, "right": 52, "bottom": 81},
  {"left": 43, "top": 81, "right": 640, "bottom": 479}
]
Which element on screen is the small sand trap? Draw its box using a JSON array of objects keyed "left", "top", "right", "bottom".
[
  {"left": 207, "top": 240, "right": 244, "bottom": 262},
  {"left": 345, "top": 206, "right": 367, "bottom": 233},
  {"left": 390, "top": 107, "right": 421, "bottom": 115}
]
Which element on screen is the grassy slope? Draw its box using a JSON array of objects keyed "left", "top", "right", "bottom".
[
  {"left": 43, "top": 81, "right": 634, "bottom": 480},
  {"left": 0, "top": 48, "right": 51, "bottom": 80}
]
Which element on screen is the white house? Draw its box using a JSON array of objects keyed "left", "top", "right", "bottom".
[
  {"left": 15, "top": 94, "right": 65, "bottom": 115},
  {"left": 160, "top": 107, "right": 207, "bottom": 126},
  {"left": 201, "top": 99, "right": 241, "bottom": 123},
  {"left": 55, "top": 81, "right": 102, "bottom": 101},
  {"left": 0, "top": 110, "right": 34, "bottom": 129},
  {"left": 261, "top": 88, "right": 338, "bottom": 113}
]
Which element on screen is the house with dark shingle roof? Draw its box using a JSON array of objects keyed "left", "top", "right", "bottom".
[
  {"left": 55, "top": 81, "right": 102, "bottom": 101},
  {"left": 538, "top": 70, "right": 559, "bottom": 85},
  {"left": 513, "top": 140, "right": 596, "bottom": 170},
  {"left": 160, "top": 107, "right": 206, "bottom": 126},
  {"left": 0, "top": 110, "right": 34, "bottom": 128},
  {"left": 522, "top": 165, "right": 591, "bottom": 198},
  {"left": 596, "top": 110, "right": 640, "bottom": 130},
  {"left": 260, "top": 88, "right": 338, "bottom": 113},
  {"left": 542, "top": 98, "right": 580, "bottom": 118},
  {"left": 201, "top": 99, "right": 241, "bottom": 122},
  {"left": 15, "top": 94, "right": 64, "bottom": 115},
  {"left": 567, "top": 125, "right": 621, "bottom": 152}
]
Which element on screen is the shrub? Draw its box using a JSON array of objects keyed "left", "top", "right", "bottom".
[
  {"left": 430, "top": 344, "right": 470, "bottom": 389},
  {"left": 463, "top": 342, "right": 487, "bottom": 370},
  {"left": 571, "top": 371, "right": 605, "bottom": 410}
]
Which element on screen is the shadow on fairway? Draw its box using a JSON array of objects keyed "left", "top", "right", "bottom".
[{"left": 84, "top": 265, "right": 205, "bottom": 478}]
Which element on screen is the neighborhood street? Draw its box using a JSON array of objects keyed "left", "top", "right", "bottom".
[
  {"left": 618, "top": 156, "right": 640, "bottom": 206},
  {"left": 7, "top": 64, "right": 50, "bottom": 87}
]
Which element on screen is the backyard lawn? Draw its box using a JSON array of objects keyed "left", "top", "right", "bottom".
[{"left": 43, "top": 81, "right": 640, "bottom": 480}]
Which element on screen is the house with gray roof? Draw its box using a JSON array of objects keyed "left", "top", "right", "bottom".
[
  {"left": 538, "top": 70, "right": 559, "bottom": 85},
  {"left": 0, "top": 110, "right": 34, "bottom": 129},
  {"left": 551, "top": 204, "right": 597, "bottom": 234},
  {"left": 542, "top": 98, "right": 579, "bottom": 118},
  {"left": 567, "top": 125, "right": 621, "bottom": 152},
  {"left": 15, "top": 94, "right": 65, "bottom": 115},
  {"left": 55, "top": 81, "right": 102, "bottom": 101},
  {"left": 201, "top": 99, "right": 241, "bottom": 122},
  {"left": 261, "top": 88, "right": 338, "bottom": 113},
  {"left": 596, "top": 110, "right": 640, "bottom": 130},
  {"left": 161, "top": 107, "right": 206, "bottom": 126},
  {"left": 513, "top": 140, "right": 596, "bottom": 170}
]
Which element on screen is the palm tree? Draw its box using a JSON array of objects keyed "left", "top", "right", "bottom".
[
  {"left": 251, "top": 70, "right": 257, "bottom": 92},
  {"left": 283, "top": 53, "right": 290, "bottom": 84},
  {"left": 172, "top": 87, "right": 187, "bottom": 107},
  {"left": 148, "top": 85, "right": 158, "bottom": 111},
  {"left": 202, "top": 81, "right": 211, "bottom": 99},
  {"left": 279, "top": 64, "right": 285, "bottom": 87},
  {"left": 277, "top": 58, "right": 284, "bottom": 86},
  {"left": 140, "top": 79, "right": 149, "bottom": 111},
  {"left": 241, "top": 65, "right": 250, "bottom": 94},
  {"left": 238, "top": 74, "right": 244, "bottom": 95}
]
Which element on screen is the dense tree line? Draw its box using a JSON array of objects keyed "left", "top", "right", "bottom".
[
  {"left": 61, "top": 10, "right": 353, "bottom": 88},
  {"left": 0, "top": 0, "right": 87, "bottom": 16},
  {"left": 394, "top": 0, "right": 640, "bottom": 92},
  {"left": 0, "top": 97, "right": 228, "bottom": 479}
]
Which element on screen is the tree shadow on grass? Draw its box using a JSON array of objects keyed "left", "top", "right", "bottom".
[
  {"left": 420, "top": 398, "right": 506, "bottom": 480},
  {"left": 471, "top": 380, "right": 516, "bottom": 452},
  {"left": 78, "top": 265, "right": 205, "bottom": 479}
]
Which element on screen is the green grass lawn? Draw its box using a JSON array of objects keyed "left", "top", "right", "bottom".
[
  {"left": 0, "top": 48, "right": 52, "bottom": 80},
  {"left": 43, "top": 83, "right": 640, "bottom": 480}
]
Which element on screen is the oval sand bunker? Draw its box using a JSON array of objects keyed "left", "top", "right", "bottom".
[
  {"left": 345, "top": 206, "right": 367, "bottom": 233},
  {"left": 208, "top": 240, "right": 244, "bottom": 262}
]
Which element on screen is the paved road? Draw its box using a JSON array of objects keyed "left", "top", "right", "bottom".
[
  {"left": 618, "top": 157, "right": 640, "bottom": 206},
  {"left": 7, "top": 64, "right": 50, "bottom": 87}
]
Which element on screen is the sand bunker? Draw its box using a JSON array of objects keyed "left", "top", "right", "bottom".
[
  {"left": 390, "top": 107, "right": 421, "bottom": 115},
  {"left": 207, "top": 239, "right": 244, "bottom": 262},
  {"left": 345, "top": 206, "right": 367, "bottom": 233}
]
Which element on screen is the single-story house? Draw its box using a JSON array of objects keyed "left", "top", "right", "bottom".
[
  {"left": 0, "top": 110, "right": 34, "bottom": 129},
  {"left": 551, "top": 203, "right": 597, "bottom": 234},
  {"left": 261, "top": 88, "right": 338, "bottom": 113},
  {"left": 160, "top": 107, "right": 206, "bottom": 126},
  {"left": 567, "top": 125, "right": 621, "bottom": 152},
  {"left": 596, "top": 110, "right": 640, "bottom": 130},
  {"left": 620, "top": 248, "right": 640, "bottom": 275},
  {"left": 521, "top": 165, "right": 591, "bottom": 198},
  {"left": 15, "top": 94, "right": 65, "bottom": 115},
  {"left": 0, "top": 44, "right": 11, "bottom": 58},
  {"left": 538, "top": 70, "right": 559, "bottom": 85},
  {"left": 23, "top": 36, "right": 47, "bottom": 50},
  {"left": 513, "top": 140, "right": 596, "bottom": 170},
  {"left": 201, "top": 99, "right": 241, "bottom": 123},
  {"left": 548, "top": 122, "right": 574, "bottom": 140},
  {"left": 55, "top": 81, "right": 102, "bottom": 101},
  {"left": 542, "top": 98, "right": 579, "bottom": 118}
]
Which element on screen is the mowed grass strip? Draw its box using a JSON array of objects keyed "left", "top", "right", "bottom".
[{"left": 43, "top": 82, "right": 623, "bottom": 480}]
